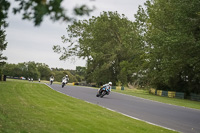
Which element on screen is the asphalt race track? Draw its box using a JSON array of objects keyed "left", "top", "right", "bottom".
[{"left": 47, "top": 84, "right": 200, "bottom": 133}]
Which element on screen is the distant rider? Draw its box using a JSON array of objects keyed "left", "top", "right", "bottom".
[
  {"left": 62, "top": 75, "right": 69, "bottom": 84},
  {"left": 50, "top": 75, "right": 54, "bottom": 85}
]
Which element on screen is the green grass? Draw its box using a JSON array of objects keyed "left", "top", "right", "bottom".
[
  {"left": 0, "top": 80, "right": 177, "bottom": 133},
  {"left": 112, "top": 89, "right": 200, "bottom": 110}
]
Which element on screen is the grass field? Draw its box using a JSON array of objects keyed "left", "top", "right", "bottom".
[
  {"left": 112, "top": 89, "right": 200, "bottom": 110},
  {"left": 0, "top": 80, "right": 177, "bottom": 133}
]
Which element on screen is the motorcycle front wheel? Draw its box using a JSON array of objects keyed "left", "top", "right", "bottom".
[{"left": 62, "top": 83, "right": 65, "bottom": 88}]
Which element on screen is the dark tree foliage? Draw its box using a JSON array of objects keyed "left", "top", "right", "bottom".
[
  {"left": 0, "top": 0, "right": 10, "bottom": 73},
  {"left": 0, "top": 0, "right": 94, "bottom": 76},
  {"left": 13, "top": 0, "right": 94, "bottom": 26},
  {"left": 135, "top": 0, "right": 200, "bottom": 94}
]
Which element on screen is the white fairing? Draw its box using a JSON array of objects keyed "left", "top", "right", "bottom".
[{"left": 62, "top": 79, "right": 67, "bottom": 83}]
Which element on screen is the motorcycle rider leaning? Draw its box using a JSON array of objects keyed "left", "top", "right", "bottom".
[
  {"left": 99, "top": 82, "right": 112, "bottom": 95},
  {"left": 62, "top": 75, "right": 69, "bottom": 83}
]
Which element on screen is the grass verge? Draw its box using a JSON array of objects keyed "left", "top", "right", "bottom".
[
  {"left": 0, "top": 80, "right": 177, "bottom": 133},
  {"left": 112, "top": 89, "right": 200, "bottom": 110}
]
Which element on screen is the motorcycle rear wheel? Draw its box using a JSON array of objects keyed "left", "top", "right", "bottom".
[{"left": 62, "top": 83, "right": 65, "bottom": 88}]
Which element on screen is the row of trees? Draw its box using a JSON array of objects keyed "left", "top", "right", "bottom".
[
  {"left": 2, "top": 61, "right": 86, "bottom": 83},
  {"left": 54, "top": 0, "right": 200, "bottom": 94}
]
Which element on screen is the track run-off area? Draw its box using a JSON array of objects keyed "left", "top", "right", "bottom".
[{"left": 47, "top": 84, "right": 200, "bottom": 133}]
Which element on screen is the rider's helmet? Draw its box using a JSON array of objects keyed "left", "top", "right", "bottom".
[
  {"left": 108, "top": 82, "right": 112, "bottom": 85},
  {"left": 66, "top": 75, "right": 68, "bottom": 78}
]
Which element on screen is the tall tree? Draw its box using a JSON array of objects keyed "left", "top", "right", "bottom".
[
  {"left": 2, "top": 63, "right": 17, "bottom": 77},
  {"left": 0, "top": 30, "right": 7, "bottom": 70},
  {"left": 135, "top": 0, "right": 200, "bottom": 93},
  {"left": 54, "top": 11, "right": 139, "bottom": 85},
  {"left": 37, "top": 63, "right": 52, "bottom": 80},
  {"left": 26, "top": 61, "right": 40, "bottom": 80},
  {"left": 0, "top": 0, "right": 10, "bottom": 74}
]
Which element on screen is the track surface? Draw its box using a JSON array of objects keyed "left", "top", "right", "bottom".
[{"left": 48, "top": 84, "right": 200, "bottom": 133}]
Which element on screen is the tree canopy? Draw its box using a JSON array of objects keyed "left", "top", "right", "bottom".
[
  {"left": 54, "top": 0, "right": 200, "bottom": 95},
  {"left": 135, "top": 0, "right": 200, "bottom": 93},
  {"left": 54, "top": 11, "right": 140, "bottom": 85}
]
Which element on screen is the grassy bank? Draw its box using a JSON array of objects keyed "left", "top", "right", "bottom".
[
  {"left": 0, "top": 80, "right": 176, "bottom": 133},
  {"left": 112, "top": 89, "right": 200, "bottom": 110}
]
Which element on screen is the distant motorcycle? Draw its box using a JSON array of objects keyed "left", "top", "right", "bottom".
[
  {"left": 62, "top": 79, "right": 67, "bottom": 88},
  {"left": 96, "top": 87, "right": 110, "bottom": 98},
  {"left": 50, "top": 79, "right": 53, "bottom": 85},
  {"left": 50, "top": 77, "right": 54, "bottom": 85}
]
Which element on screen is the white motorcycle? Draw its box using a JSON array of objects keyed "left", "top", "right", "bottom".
[
  {"left": 62, "top": 79, "right": 67, "bottom": 88},
  {"left": 50, "top": 79, "right": 54, "bottom": 85}
]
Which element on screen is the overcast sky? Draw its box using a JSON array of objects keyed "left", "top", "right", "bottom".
[{"left": 4, "top": 0, "right": 147, "bottom": 70}]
